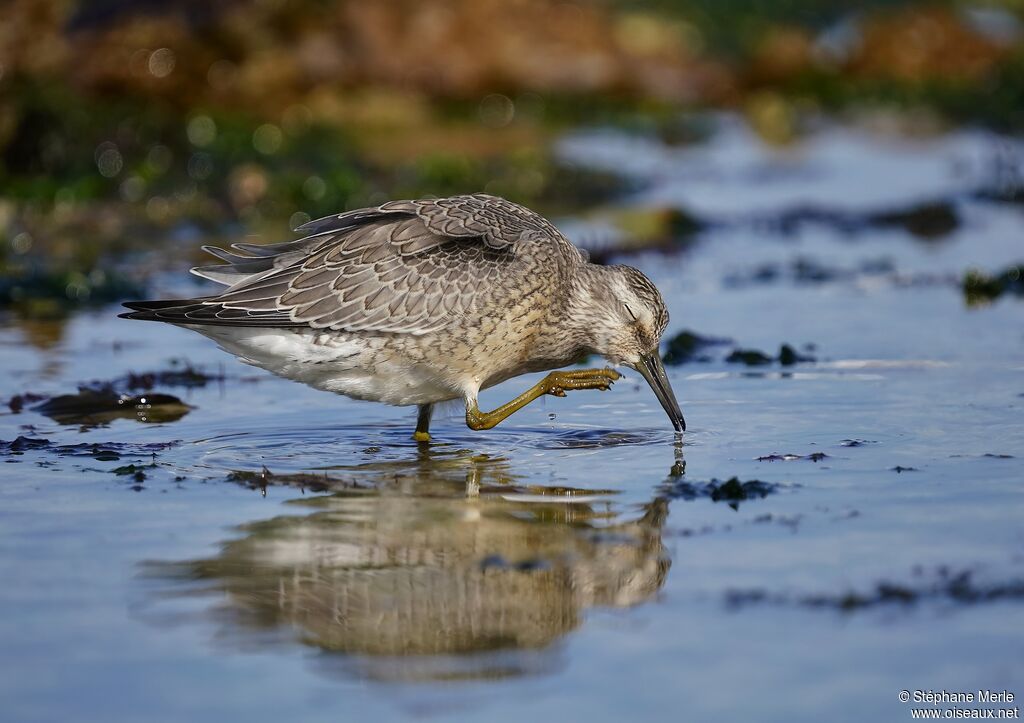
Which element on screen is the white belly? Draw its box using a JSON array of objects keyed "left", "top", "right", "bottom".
[{"left": 185, "top": 325, "right": 461, "bottom": 406}]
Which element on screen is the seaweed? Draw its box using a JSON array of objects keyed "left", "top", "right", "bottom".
[
  {"left": 662, "top": 329, "right": 733, "bottom": 365},
  {"left": 725, "top": 349, "right": 774, "bottom": 366},
  {"left": 0, "top": 436, "right": 52, "bottom": 454},
  {"left": 868, "top": 201, "right": 960, "bottom": 240},
  {"left": 7, "top": 393, "right": 47, "bottom": 413},
  {"left": 727, "top": 569, "right": 1024, "bottom": 612},
  {"left": 769, "top": 201, "right": 960, "bottom": 241},
  {"left": 962, "top": 265, "right": 1024, "bottom": 306},
  {"left": 724, "top": 257, "right": 896, "bottom": 288},
  {"left": 756, "top": 452, "right": 829, "bottom": 462},
  {"left": 32, "top": 387, "right": 191, "bottom": 426},
  {"left": 660, "top": 476, "right": 779, "bottom": 509},
  {"left": 709, "top": 477, "right": 776, "bottom": 502},
  {"left": 726, "top": 343, "right": 817, "bottom": 366},
  {"left": 121, "top": 361, "right": 225, "bottom": 390},
  {"left": 0, "top": 436, "right": 178, "bottom": 461},
  {"left": 777, "top": 344, "right": 815, "bottom": 366},
  {"left": 6, "top": 361, "right": 224, "bottom": 428},
  {"left": 111, "top": 463, "right": 151, "bottom": 483}
]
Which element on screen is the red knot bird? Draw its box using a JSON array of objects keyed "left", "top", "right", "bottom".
[{"left": 121, "top": 193, "right": 685, "bottom": 441}]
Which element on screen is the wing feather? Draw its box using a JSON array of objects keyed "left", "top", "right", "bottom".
[{"left": 125, "top": 194, "right": 583, "bottom": 332}]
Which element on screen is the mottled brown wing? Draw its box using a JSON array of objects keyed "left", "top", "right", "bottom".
[
  {"left": 376, "top": 193, "right": 564, "bottom": 249},
  {"left": 204, "top": 220, "right": 490, "bottom": 333},
  {"left": 190, "top": 194, "right": 581, "bottom": 334}
]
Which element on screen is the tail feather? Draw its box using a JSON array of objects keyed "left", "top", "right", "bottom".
[
  {"left": 121, "top": 299, "right": 189, "bottom": 312},
  {"left": 121, "top": 204, "right": 413, "bottom": 328},
  {"left": 119, "top": 298, "right": 206, "bottom": 322},
  {"left": 119, "top": 298, "right": 300, "bottom": 327}
]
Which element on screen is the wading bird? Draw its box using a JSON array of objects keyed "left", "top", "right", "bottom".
[{"left": 122, "top": 194, "right": 685, "bottom": 441}]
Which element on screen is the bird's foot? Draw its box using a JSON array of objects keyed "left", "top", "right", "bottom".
[
  {"left": 465, "top": 408, "right": 491, "bottom": 430},
  {"left": 412, "top": 430, "right": 431, "bottom": 443},
  {"left": 543, "top": 368, "right": 621, "bottom": 397},
  {"left": 465, "top": 368, "right": 621, "bottom": 431}
]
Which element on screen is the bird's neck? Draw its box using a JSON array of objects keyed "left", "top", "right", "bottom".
[{"left": 564, "top": 264, "right": 620, "bottom": 354}]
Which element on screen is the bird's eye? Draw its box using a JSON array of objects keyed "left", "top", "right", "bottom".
[{"left": 624, "top": 304, "right": 637, "bottom": 321}]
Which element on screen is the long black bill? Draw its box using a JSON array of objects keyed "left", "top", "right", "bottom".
[{"left": 634, "top": 353, "right": 686, "bottom": 432}]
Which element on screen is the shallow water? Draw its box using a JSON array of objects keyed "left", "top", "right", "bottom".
[{"left": 2, "top": 117, "right": 1023, "bottom": 722}]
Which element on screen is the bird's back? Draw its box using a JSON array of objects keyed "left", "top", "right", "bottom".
[
  {"left": 121, "top": 194, "right": 590, "bottom": 397},
  {"left": 122, "top": 194, "right": 584, "bottom": 332}
]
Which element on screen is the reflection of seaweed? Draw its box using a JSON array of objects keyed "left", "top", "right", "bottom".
[{"left": 141, "top": 447, "right": 673, "bottom": 682}]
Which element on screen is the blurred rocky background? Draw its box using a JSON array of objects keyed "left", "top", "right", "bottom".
[{"left": 2, "top": 0, "right": 1023, "bottom": 318}]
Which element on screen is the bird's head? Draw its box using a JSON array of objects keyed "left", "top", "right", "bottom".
[{"left": 573, "top": 264, "right": 686, "bottom": 432}]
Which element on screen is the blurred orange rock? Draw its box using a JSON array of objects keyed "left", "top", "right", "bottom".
[
  {"left": 228, "top": 163, "right": 269, "bottom": 210},
  {"left": 749, "top": 26, "right": 815, "bottom": 83},
  {"left": 849, "top": 7, "right": 1006, "bottom": 83},
  {"left": 0, "top": 0, "right": 72, "bottom": 77},
  {"left": 2, "top": 0, "right": 721, "bottom": 111}
]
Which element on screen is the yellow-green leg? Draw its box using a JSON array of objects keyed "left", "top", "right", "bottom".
[
  {"left": 413, "top": 403, "right": 433, "bottom": 443},
  {"left": 466, "top": 368, "right": 620, "bottom": 430}
]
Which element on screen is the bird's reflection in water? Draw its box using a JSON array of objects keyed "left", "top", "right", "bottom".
[{"left": 143, "top": 444, "right": 678, "bottom": 682}]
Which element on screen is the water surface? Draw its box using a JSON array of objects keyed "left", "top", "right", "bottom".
[{"left": 2, "top": 117, "right": 1022, "bottom": 722}]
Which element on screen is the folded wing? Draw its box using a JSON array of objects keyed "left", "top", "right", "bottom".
[{"left": 122, "top": 194, "right": 582, "bottom": 334}]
